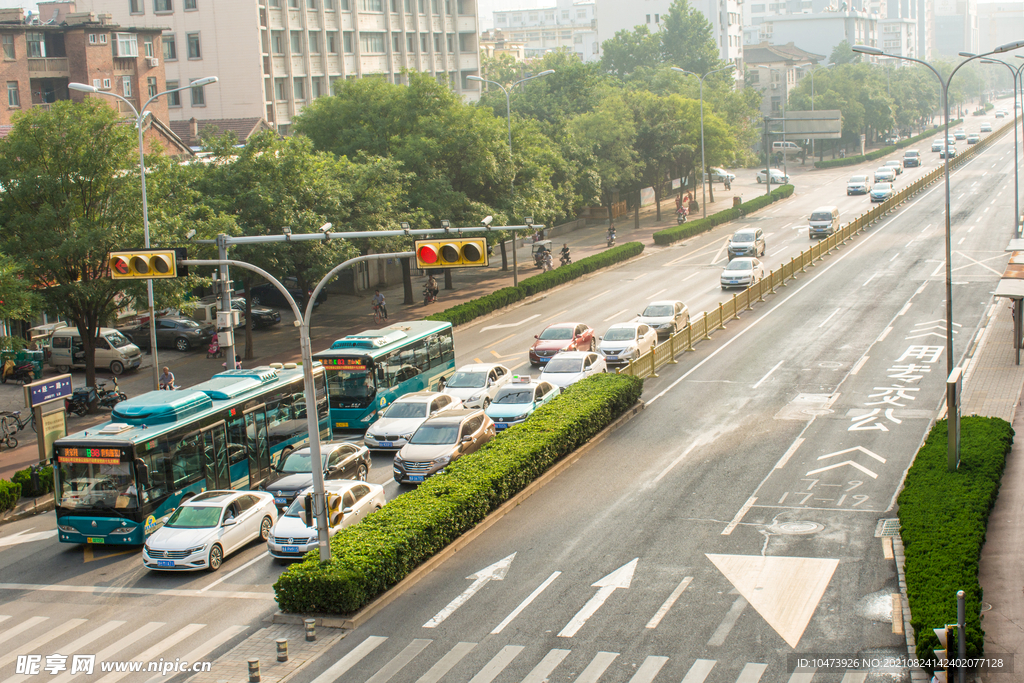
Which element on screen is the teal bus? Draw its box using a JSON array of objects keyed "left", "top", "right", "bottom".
[
  {"left": 313, "top": 321, "right": 456, "bottom": 435},
  {"left": 52, "top": 364, "right": 328, "bottom": 546}
]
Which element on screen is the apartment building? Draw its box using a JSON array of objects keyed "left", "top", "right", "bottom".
[
  {"left": 744, "top": 41, "right": 824, "bottom": 117},
  {"left": 0, "top": 4, "right": 188, "bottom": 154},
  {"left": 756, "top": 8, "right": 877, "bottom": 60},
  {"left": 491, "top": 0, "right": 597, "bottom": 62},
  {"left": 79, "top": 0, "right": 482, "bottom": 134},
  {"left": 933, "top": 0, "right": 978, "bottom": 57}
]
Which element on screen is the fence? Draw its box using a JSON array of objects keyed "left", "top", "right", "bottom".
[{"left": 619, "top": 118, "right": 1014, "bottom": 379}]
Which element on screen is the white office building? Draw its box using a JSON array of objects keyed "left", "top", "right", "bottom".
[{"left": 491, "top": 0, "right": 597, "bottom": 61}]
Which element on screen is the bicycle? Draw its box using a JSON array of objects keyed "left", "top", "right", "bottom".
[
  {"left": 1, "top": 417, "right": 17, "bottom": 450},
  {"left": 373, "top": 303, "right": 385, "bottom": 325},
  {"left": 0, "top": 410, "right": 33, "bottom": 436}
]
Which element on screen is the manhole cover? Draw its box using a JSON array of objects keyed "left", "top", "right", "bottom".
[
  {"left": 774, "top": 393, "right": 839, "bottom": 420},
  {"left": 771, "top": 521, "right": 824, "bottom": 535}
]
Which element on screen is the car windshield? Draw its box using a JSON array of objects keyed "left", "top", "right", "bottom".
[
  {"left": 604, "top": 328, "right": 636, "bottom": 341},
  {"left": 276, "top": 450, "right": 313, "bottom": 473},
  {"left": 446, "top": 371, "right": 487, "bottom": 389},
  {"left": 642, "top": 305, "right": 674, "bottom": 317},
  {"left": 731, "top": 233, "right": 754, "bottom": 243},
  {"left": 850, "top": 176, "right": 867, "bottom": 182},
  {"left": 105, "top": 331, "right": 132, "bottom": 349},
  {"left": 874, "top": 184, "right": 892, "bottom": 192},
  {"left": 810, "top": 212, "right": 832, "bottom": 221},
  {"left": 177, "top": 320, "right": 201, "bottom": 328},
  {"left": 494, "top": 388, "right": 535, "bottom": 404},
  {"left": 383, "top": 402, "right": 427, "bottom": 419},
  {"left": 165, "top": 505, "right": 222, "bottom": 529},
  {"left": 538, "top": 327, "right": 573, "bottom": 341},
  {"left": 56, "top": 462, "right": 137, "bottom": 511},
  {"left": 409, "top": 424, "right": 460, "bottom": 445},
  {"left": 545, "top": 358, "right": 583, "bottom": 373},
  {"left": 905, "top": 152, "right": 918, "bottom": 157},
  {"left": 725, "top": 260, "right": 751, "bottom": 271}
]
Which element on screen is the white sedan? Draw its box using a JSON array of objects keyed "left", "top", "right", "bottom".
[
  {"left": 442, "top": 363, "right": 512, "bottom": 409},
  {"left": 142, "top": 490, "right": 277, "bottom": 572},
  {"left": 873, "top": 167, "right": 896, "bottom": 182},
  {"left": 598, "top": 323, "right": 659, "bottom": 368},
  {"left": 540, "top": 351, "right": 607, "bottom": 388},
  {"left": 721, "top": 257, "right": 766, "bottom": 290},
  {"left": 267, "top": 480, "right": 387, "bottom": 560},
  {"left": 364, "top": 391, "right": 462, "bottom": 453}
]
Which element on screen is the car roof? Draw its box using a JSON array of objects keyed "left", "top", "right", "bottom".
[
  {"left": 732, "top": 228, "right": 758, "bottom": 236},
  {"left": 296, "top": 479, "right": 379, "bottom": 497},
  {"left": 547, "top": 350, "right": 594, "bottom": 359},
  {"left": 421, "top": 408, "right": 485, "bottom": 423},
  {"left": 184, "top": 490, "right": 242, "bottom": 506},
  {"left": 544, "top": 322, "right": 583, "bottom": 329},
  {"left": 884, "top": 160, "right": 900, "bottom": 164},
  {"left": 607, "top": 321, "right": 643, "bottom": 330},
  {"left": 391, "top": 391, "right": 444, "bottom": 403},
  {"left": 287, "top": 441, "right": 359, "bottom": 456},
  {"left": 729, "top": 257, "right": 756, "bottom": 264},
  {"left": 454, "top": 363, "right": 506, "bottom": 373}
]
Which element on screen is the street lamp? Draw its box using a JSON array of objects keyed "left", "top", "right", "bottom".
[
  {"left": 467, "top": 69, "right": 555, "bottom": 286},
  {"left": 852, "top": 41, "right": 1024, "bottom": 386},
  {"left": 69, "top": 76, "right": 219, "bottom": 390},
  {"left": 671, "top": 64, "right": 736, "bottom": 219},
  {"left": 972, "top": 54, "right": 1024, "bottom": 236}
]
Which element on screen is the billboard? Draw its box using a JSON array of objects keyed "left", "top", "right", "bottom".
[{"left": 775, "top": 110, "right": 843, "bottom": 139}]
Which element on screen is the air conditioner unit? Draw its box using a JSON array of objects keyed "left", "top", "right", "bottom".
[
  {"left": 771, "top": 82, "right": 778, "bottom": 89},
  {"left": 147, "top": 57, "right": 159, "bottom": 67}
]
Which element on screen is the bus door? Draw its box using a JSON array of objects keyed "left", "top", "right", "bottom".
[
  {"left": 244, "top": 406, "right": 271, "bottom": 486},
  {"left": 201, "top": 423, "right": 231, "bottom": 490}
]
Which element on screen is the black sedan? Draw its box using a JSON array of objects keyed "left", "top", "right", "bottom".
[
  {"left": 230, "top": 298, "right": 281, "bottom": 329},
  {"left": 121, "top": 317, "right": 214, "bottom": 352},
  {"left": 250, "top": 278, "right": 326, "bottom": 310},
  {"left": 262, "top": 442, "right": 371, "bottom": 508}
]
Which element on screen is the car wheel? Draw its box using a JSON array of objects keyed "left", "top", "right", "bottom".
[
  {"left": 109, "top": 361, "right": 124, "bottom": 376},
  {"left": 56, "top": 365, "right": 70, "bottom": 374},
  {"left": 208, "top": 544, "right": 223, "bottom": 571},
  {"left": 589, "top": 339, "right": 595, "bottom": 352},
  {"left": 355, "top": 463, "right": 369, "bottom": 481},
  {"left": 259, "top": 516, "right": 273, "bottom": 542},
  {"left": 174, "top": 337, "right": 191, "bottom": 352},
  {"left": 250, "top": 319, "right": 257, "bottom": 331},
  {"left": 756, "top": 177, "right": 762, "bottom": 184},
  {"left": 252, "top": 294, "right": 262, "bottom": 306},
  {"left": 482, "top": 398, "right": 491, "bottom": 409}
]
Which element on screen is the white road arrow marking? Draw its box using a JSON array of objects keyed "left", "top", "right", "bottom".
[
  {"left": 806, "top": 460, "right": 879, "bottom": 478},
  {"left": 815, "top": 446, "right": 886, "bottom": 463},
  {"left": 558, "top": 558, "right": 638, "bottom": 637},
  {"left": 480, "top": 315, "right": 540, "bottom": 332},
  {"left": 0, "top": 529, "right": 57, "bottom": 547},
  {"left": 424, "top": 553, "right": 516, "bottom": 628},
  {"left": 807, "top": 446, "right": 885, "bottom": 478}
]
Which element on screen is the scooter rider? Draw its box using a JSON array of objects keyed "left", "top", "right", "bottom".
[
  {"left": 607, "top": 224, "right": 616, "bottom": 246},
  {"left": 560, "top": 243, "right": 571, "bottom": 265}
]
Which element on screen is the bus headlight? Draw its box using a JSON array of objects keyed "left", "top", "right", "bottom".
[
  {"left": 57, "top": 524, "right": 76, "bottom": 533},
  {"left": 110, "top": 527, "right": 134, "bottom": 535}
]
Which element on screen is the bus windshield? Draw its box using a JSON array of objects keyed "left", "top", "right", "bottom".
[
  {"left": 57, "top": 462, "right": 139, "bottom": 510},
  {"left": 326, "top": 365, "right": 377, "bottom": 410}
]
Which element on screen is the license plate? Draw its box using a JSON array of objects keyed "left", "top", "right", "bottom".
[
  {"left": 274, "top": 497, "right": 286, "bottom": 506},
  {"left": 336, "top": 422, "right": 349, "bottom": 428},
  {"left": 539, "top": 357, "right": 549, "bottom": 363},
  {"left": 379, "top": 441, "right": 393, "bottom": 448},
  {"left": 157, "top": 560, "right": 175, "bottom": 568},
  {"left": 607, "top": 356, "right": 618, "bottom": 361},
  {"left": 410, "top": 475, "right": 424, "bottom": 482},
  {"left": 495, "top": 424, "right": 508, "bottom": 430},
  {"left": 729, "top": 280, "right": 739, "bottom": 284},
  {"left": 282, "top": 546, "right": 299, "bottom": 553},
  {"left": 87, "top": 537, "right": 105, "bottom": 544}
]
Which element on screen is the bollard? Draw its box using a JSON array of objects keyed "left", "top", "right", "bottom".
[
  {"left": 305, "top": 618, "right": 316, "bottom": 642},
  {"left": 277, "top": 639, "right": 288, "bottom": 663},
  {"left": 248, "top": 659, "right": 260, "bottom": 683}
]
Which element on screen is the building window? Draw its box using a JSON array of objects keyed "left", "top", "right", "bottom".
[
  {"left": 293, "top": 76, "right": 305, "bottom": 99},
  {"left": 419, "top": 34, "right": 428, "bottom": 52},
  {"left": 278, "top": 124, "right": 289, "bottom": 136},
  {"left": 311, "top": 76, "right": 323, "bottom": 98},
  {"left": 496, "top": 15, "right": 506, "bottom": 25},
  {"left": 307, "top": 0, "right": 316, "bottom": 7},
  {"left": 290, "top": 30, "right": 302, "bottom": 53},
  {"left": 144, "top": 37, "right": 154, "bottom": 56},
  {"left": 360, "top": 32, "right": 384, "bottom": 53},
  {"left": 154, "top": 0, "right": 172, "bottom": 11},
  {"left": 275, "top": 77, "right": 286, "bottom": 100},
  {"left": 289, "top": 0, "right": 298, "bottom": 7},
  {"left": 115, "top": 33, "right": 139, "bottom": 57},
  {"left": 164, "top": 34, "right": 177, "bottom": 60},
  {"left": 418, "top": 0, "right": 425, "bottom": 13},
  {"left": 308, "top": 31, "right": 320, "bottom": 53},
  {"left": 392, "top": 32, "right": 400, "bottom": 52},
  {"left": 272, "top": 30, "right": 284, "bottom": 54},
  {"left": 166, "top": 79, "right": 180, "bottom": 106},
  {"left": 390, "top": 0, "right": 398, "bottom": 11},
  {"left": 269, "top": 0, "right": 279, "bottom": 5},
  {"left": 343, "top": 31, "right": 353, "bottom": 53},
  {"left": 122, "top": 75, "right": 132, "bottom": 97},
  {"left": 187, "top": 32, "right": 201, "bottom": 59},
  {"left": 184, "top": 0, "right": 197, "bottom": 8},
  {"left": 148, "top": 76, "right": 158, "bottom": 96},
  {"left": 130, "top": 0, "right": 144, "bottom": 13},
  {"left": 324, "top": 0, "right": 334, "bottom": 7},
  {"left": 2, "top": 35, "right": 13, "bottom": 60},
  {"left": 326, "top": 31, "right": 338, "bottom": 53},
  {"left": 26, "top": 32, "right": 44, "bottom": 58},
  {"left": 361, "top": 0, "right": 382, "bottom": 10},
  {"left": 446, "top": 33, "right": 453, "bottom": 52},
  {"left": 431, "top": 0, "right": 438, "bottom": 13},
  {"left": 7, "top": 81, "right": 20, "bottom": 107},
  {"left": 404, "top": 0, "right": 411, "bottom": 10},
  {"left": 432, "top": 33, "right": 441, "bottom": 52},
  {"left": 190, "top": 78, "right": 206, "bottom": 105},
  {"left": 406, "top": 33, "right": 414, "bottom": 52}
]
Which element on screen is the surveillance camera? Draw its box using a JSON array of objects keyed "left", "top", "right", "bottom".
[
  {"left": 185, "top": 229, "right": 196, "bottom": 240},
  {"left": 320, "top": 223, "right": 333, "bottom": 233},
  {"left": 482, "top": 216, "right": 493, "bottom": 226}
]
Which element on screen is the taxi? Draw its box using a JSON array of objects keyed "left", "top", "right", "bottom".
[{"left": 484, "top": 376, "right": 560, "bottom": 431}]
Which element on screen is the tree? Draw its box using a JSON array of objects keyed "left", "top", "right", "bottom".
[
  {"left": 601, "top": 26, "right": 662, "bottom": 80},
  {"left": 660, "top": 0, "right": 721, "bottom": 75},
  {"left": 0, "top": 254, "right": 39, "bottom": 324},
  {"left": 830, "top": 40, "right": 860, "bottom": 65},
  {"left": 568, "top": 89, "right": 639, "bottom": 223}
]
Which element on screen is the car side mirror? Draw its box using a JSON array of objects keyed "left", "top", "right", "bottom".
[
  {"left": 462, "top": 435, "right": 473, "bottom": 443},
  {"left": 222, "top": 518, "right": 237, "bottom": 527},
  {"left": 342, "top": 507, "right": 353, "bottom": 516}
]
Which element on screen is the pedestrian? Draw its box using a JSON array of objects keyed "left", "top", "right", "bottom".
[
  {"left": 371, "top": 289, "right": 388, "bottom": 320},
  {"left": 159, "top": 366, "right": 175, "bottom": 390},
  {"left": 675, "top": 194, "right": 682, "bottom": 213},
  {"left": 206, "top": 335, "right": 221, "bottom": 359}
]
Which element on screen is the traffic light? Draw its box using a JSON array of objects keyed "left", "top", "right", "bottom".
[
  {"left": 302, "top": 492, "right": 314, "bottom": 528},
  {"left": 108, "top": 248, "right": 186, "bottom": 279},
  {"left": 326, "top": 492, "right": 344, "bottom": 527},
  {"left": 933, "top": 624, "right": 956, "bottom": 683},
  {"left": 414, "top": 238, "right": 489, "bottom": 269}
]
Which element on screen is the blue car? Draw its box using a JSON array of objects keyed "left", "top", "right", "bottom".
[
  {"left": 484, "top": 376, "right": 560, "bottom": 431},
  {"left": 870, "top": 183, "right": 893, "bottom": 203}
]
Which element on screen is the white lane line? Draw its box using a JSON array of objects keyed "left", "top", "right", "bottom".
[
  {"left": 722, "top": 497, "right": 757, "bottom": 535},
  {"left": 543, "top": 309, "right": 569, "bottom": 323},
  {"left": 958, "top": 237, "right": 965, "bottom": 245},
  {"left": 0, "top": 582, "right": 271, "bottom": 599},
  {"left": 416, "top": 642, "right": 477, "bottom": 683},
  {"left": 877, "top": 326, "right": 893, "bottom": 342},
  {"left": 646, "top": 577, "right": 693, "bottom": 629},
  {"left": 309, "top": 636, "right": 388, "bottom": 683},
  {"left": 648, "top": 288, "right": 667, "bottom": 299},
  {"left": 4, "top": 622, "right": 126, "bottom": 683},
  {"left": 968, "top": 225, "right": 974, "bottom": 233},
  {"left": 521, "top": 650, "right": 571, "bottom": 683},
  {"left": 753, "top": 360, "right": 784, "bottom": 388},
  {"left": 898, "top": 302, "right": 912, "bottom": 316},
  {"left": 573, "top": 652, "right": 619, "bottom": 683},
  {"left": 840, "top": 672, "right": 868, "bottom": 683},
  {"left": 587, "top": 289, "right": 611, "bottom": 302},
  {"left": 141, "top": 625, "right": 248, "bottom": 683},
  {"left": 95, "top": 623, "right": 206, "bottom": 683},
  {"left": 49, "top": 622, "right": 165, "bottom": 683},
  {"left": 491, "top": 571, "right": 561, "bottom": 634},
  {"left": 862, "top": 273, "right": 878, "bottom": 286},
  {"left": 199, "top": 550, "right": 269, "bottom": 592},
  {"left": 366, "top": 639, "right": 431, "bottom": 683},
  {"left": 680, "top": 660, "right": 717, "bottom": 683},
  {"left": 603, "top": 309, "right": 628, "bottom": 322},
  {"left": 851, "top": 356, "right": 869, "bottom": 375},
  {"left": 707, "top": 596, "right": 748, "bottom": 646},
  {"left": 711, "top": 237, "right": 730, "bottom": 265},
  {"left": 890, "top": 252, "right": 900, "bottom": 261},
  {"left": 468, "top": 645, "right": 523, "bottom": 683},
  {"left": 788, "top": 669, "right": 816, "bottom": 683},
  {"left": 921, "top": 223, "right": 931, "bottom": 233},
  {"left": 653, "top": 441, "right": 704, "bottom": 485},
  {"left": 682, "top": 272, "right": 701, "bottom": 281},
  {"left": 774, "top": 438, "right": 805, "bottom": 470},
  {"left": 818, "top": 308, "right": 841, "bottom": 328}
]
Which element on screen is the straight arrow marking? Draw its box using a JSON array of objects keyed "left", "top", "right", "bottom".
[
  {"left": 558, "top": 558, "right": 637, "bottom": 638},
  {"left": 424, "top": 553, "right": 516, "bottom": 628}
]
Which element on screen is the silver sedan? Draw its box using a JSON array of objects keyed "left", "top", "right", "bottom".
[{"left": 721, "top": 257, "right": 766, "bottom": 290}]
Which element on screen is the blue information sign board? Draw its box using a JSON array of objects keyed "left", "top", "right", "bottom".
[{"left": 27, "top": 376, "right": 73, "bottom": 407}]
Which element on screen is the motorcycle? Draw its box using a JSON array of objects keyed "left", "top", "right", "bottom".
[
  {"left": 541, "top": 251, "right": 554, "bottom": 272},
  {"left": 560, "top": 250, "right": 572, "bottom": 267},
  {"left": 607, "top": 229, "right": 616, "bottom": 248},
  {"left": 65, "top": 386, "right": 97, "bottom": 417},
  {"left": 96, "top": 378, "right": 128, "bottom": 409},
  {"left": 423, "top": 283, "right": 438, "bottom": 305},
  {"left": 677, "top": 208, "right": 687, "bottom": 224},
  {"left": 1, "top": 358, "right": 34, "bottom": 384}
]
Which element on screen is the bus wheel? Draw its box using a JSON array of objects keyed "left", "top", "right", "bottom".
[
  {"left": 259, "top": 516, "right": 273, "bottom": 542},
  {"left": 208, "top": 544, "right": 223, "bottom": 571}
]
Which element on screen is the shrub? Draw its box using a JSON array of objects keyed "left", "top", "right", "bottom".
[
  {"left": 11, "top": 466, "right": 53, "bottom": 498},
  {"left": 425, "top": 242, "right": 645, "bottom": 327},
  {"left": 814, "top": 120, "right": 964, "bottom": 169},
  {"left": 274, "top": 372, "right": 644, "bottom": 614},
  {"left": 0, "top": 480, "right": 21, "bottom": 512},
  {"left": 898, "top": 416, "right": 1012, "bottom": 661},
  {"left": 653, "top": 185, "right": 794, "bottom": 246}
]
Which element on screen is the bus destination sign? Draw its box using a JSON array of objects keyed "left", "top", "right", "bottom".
[
  {"left": 323, "top": 358, "right": 367, "bottom": 369},
  {"left": 57, "top": 447, "right": 123, "bottom": 465}
]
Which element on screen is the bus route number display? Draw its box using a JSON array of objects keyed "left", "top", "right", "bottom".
[
  {"left": 57, "top": 447, "right": 122, "bottom": 465},
  {"left": 323, "top": 358, "right": 366, "bottom": 369}
]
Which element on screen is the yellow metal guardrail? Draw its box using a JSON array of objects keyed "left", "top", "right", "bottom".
[{"left": 620, "top": 118, "right": 1014, "bottom": 378}]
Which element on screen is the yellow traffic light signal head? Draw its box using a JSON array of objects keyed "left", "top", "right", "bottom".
[
  {"left": 414, "top": 238, "right": 488, "bottom": 269},
  {"left": 108, "top": 249, "right": 180, "bottom": 279}
]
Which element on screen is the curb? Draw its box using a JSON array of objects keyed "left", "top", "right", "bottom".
[
  {"left": 0, "top": 495, "right": 55, "bottom": 526},
  {"left": 272, "top": 399, "right": 646, "bottom": 630}
]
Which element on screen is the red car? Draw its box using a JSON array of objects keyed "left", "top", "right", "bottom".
[{"left": 529, "top": 323, "right": 596, "bottom": 366}]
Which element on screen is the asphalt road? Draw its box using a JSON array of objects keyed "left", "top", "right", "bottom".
[{"left": 0, "top": 106, "right": 1017, "bottom": 682}]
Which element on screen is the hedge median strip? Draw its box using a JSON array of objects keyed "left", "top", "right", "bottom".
[
  {"left": 274, "top": 372, "right": 643, "bottom": 615},
  {"left": 425, "top": 242, "right": 645, "bottom": 327},
  {"left": 653, "top": 185, "right": 794, "bottom": 246},
  {"left": 898, "top": 416, "right": 1012, "bottom": 661},
  {"left": 814, "top": 119, "right": 964, "bottom": 170}
]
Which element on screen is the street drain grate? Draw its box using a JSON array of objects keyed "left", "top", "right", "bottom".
[{"left": 875, "top": 518, "right": 901, "bottom": 538}]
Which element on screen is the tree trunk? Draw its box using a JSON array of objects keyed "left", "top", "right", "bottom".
[
  {"left": 444, "top": 268, "right": 452, "bottom": 290},
  {"left": 653, "top": 182, "right": 662, "bottom": 221},
  {"left": 243, "top": 280, "right": 254, "bottom": 361},
  {"left": 79, "top": 321, "right": 97, "bottom": 411},
  {"left": 633, "top": 193, "right": 640, "bottom": 230},
  {"left": 500, "top": 240, "right": 508, "bottom": 271},
  {"left": 401, "top": 256, "right": 414, "bottom": 305},
  {"left": 707, "top": 165, "right": 715, "bottom": 205}
]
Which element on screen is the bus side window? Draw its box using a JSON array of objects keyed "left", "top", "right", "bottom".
[
  {"left": 440, "top": 329, "right": 455, "bottom": 363},
  {"left": 139, "top": 452, "right": 169, "bottom": 501},
  {"left": 426, "top": 335, "right": 442, "bottom": 368}
]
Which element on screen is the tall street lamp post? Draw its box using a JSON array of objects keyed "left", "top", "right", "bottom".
[
  {"left": 852, "top": 42, "right": 1024, "bottom": 386},
  {"left": 671, "top": 64, "right": 736, "bottom": 219},
  {"left": 467, "top": 70, "right": 555, "bottom": 287},
  {"left": 973, "top": 55, "right": 1024, "bottom": 237},
  {"left": 69, "top": 77, "right": 219, "bottom": 391}
]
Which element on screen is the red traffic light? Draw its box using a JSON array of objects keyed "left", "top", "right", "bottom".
[
  {"left": 110, "top": 256, "right": 131, "bottom": 276},
  {"left": 417, "top": 243, "right": 439, "bottom": 265}
]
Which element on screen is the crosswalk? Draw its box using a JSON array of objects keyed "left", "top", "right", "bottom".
[
  {"left": 305, "top": 635, "right": 881, "bottom": 683},
  {"left": 0, "top": 615, "right": 249, "bottom": 683}
]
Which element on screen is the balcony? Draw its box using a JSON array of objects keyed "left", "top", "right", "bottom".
[{"left": 27, "top": 57, "right": 69, "bottom": 77}]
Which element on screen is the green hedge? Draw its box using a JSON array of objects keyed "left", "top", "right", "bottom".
[
  {"left": 274, "top": 372, "right": 644, "bottom": 614},
  {"left": 653, "top": 185, "right": 794, "bottom": 246},
  {"left": 425, "top": 242, "right": 645, "bottom": 327},
  {"left": 814, "top": 120, "right": 964, "bottom": 170},
  {"left": 11, "top": 466, "right": 53, "bottom": 498},
  {"left": 0, "top": 480, "right": 21, "bottom": 512},
  {"left": 898, "top": 416, "right": 1013, "bottom": 661}
]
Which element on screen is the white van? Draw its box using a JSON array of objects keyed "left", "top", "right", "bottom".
[
  {"left": 772, "top": 141, "right": 801, "bottom": 157},
  {"left": 808, "top": 206, "right": 840, "bottom": 238},
  {"left": 49, "top": 327, "right": 143, "bottom": 375}
]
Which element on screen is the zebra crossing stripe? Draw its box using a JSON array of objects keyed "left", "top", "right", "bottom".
[
  {"left": 141, "top": 625, "right": 248, "bottom": 683},
  {"left": 51, "top": 621, "right": 165, "bottom": 683},
  {"left": 365, "top": 639, "right": 431, "bottom": 683},
  {"left": 574, "top": 652, "right": 619, "bottom": 683},
  {"left": 415, "top": 642, "right": 476, "bottom": 683},
  {"left": 787, "top": 668, "right": 816, "bottom": 683},
  {"left": 467, "top": 645, "right": 523, "bottom": 683},
  {"left": 0, "top": 616, "right": 48, "bottom": 648},
  {"left": 735, "top": 662, "right": 768, "bottom": 683},
  {"left": 95, "top": 623, "right": 206, "bottom": 683},
  {"left": 840, "top": 672, "right": 868, "bottom": 683},
  {"left": 0, "top": 619, "right": 86, "bottom": 671},
  {"left": 3, "top": 621, "right": 126, "bottom": 683},
  {"left": 628, "top": 656, "right": 669, "bottom": 683},
  {"left": 680, "top": 659, "right": 717, "bottom": 683},
  {"left": 521, "top": 649, "right": 571, "bottom": 683},
  {"left": 310, "top": 636, "right": 387, "bottom": 683}
]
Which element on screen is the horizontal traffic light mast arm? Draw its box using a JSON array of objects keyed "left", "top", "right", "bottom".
[{"left": 195, "top": 224, "right": 543, "bottom": 246}]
